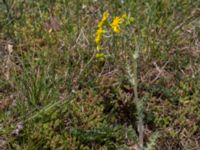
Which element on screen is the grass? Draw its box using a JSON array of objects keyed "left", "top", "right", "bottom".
[{"left": 0, "top": 0, "right": 200, "bottom": 149}]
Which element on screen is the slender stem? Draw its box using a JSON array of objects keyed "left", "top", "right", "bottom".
[{"left": 134, "top": 37, "right": 144, "bottom": 150}]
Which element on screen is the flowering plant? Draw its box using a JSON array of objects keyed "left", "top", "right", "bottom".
[{"left": 95, "top": 11, "right": 133, "bottom": 61}]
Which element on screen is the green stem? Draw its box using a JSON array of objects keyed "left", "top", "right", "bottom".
[{"left": 134, "top": 37, "right": 144, "bottom": 150}]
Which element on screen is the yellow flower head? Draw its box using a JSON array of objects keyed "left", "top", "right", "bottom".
[
  {"left": 102, "top": 11, "right": 109, "bottom": 22},
  {"left": 95, "top": 27, "right": 105, "bottom": 46},
  {"left": 98, "top": 11, "right": 109, "bottom": 28},
  {"left": 95, "top": 11, "right": 109, "bottom": 51},
  {"left": 111, "top": 16, "right": 123, "bottom": 33}
]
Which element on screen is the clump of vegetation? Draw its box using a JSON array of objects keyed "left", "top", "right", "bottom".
[{"left": 0, "top": 0, "right": 200, "bottom": 149}]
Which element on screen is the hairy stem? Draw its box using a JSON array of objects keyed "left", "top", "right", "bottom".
[{"left": 133, "top": 37, "right": 144, "bottom": 150}]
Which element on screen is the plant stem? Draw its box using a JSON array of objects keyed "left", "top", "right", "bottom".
[{"left": 134, "top": 37, "right": 144, "bottom": 150}]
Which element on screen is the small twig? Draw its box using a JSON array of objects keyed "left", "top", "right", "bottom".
[{"left": 150, "top": 61, "right": 168, "bottom": 84}]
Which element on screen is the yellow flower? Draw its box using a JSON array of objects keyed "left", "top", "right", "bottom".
[
  {"left": 97, "top": 45, "right": 101, "bottom": 51},
  {"left": 95, "top": 27, "right": 105, "bottom": 46},
  {"left": 95, "top": 11, "right": 109, "bottom": 51},
  {"left": 98, "top": 11, "right": 109, "bottom": 28},
  {"left": 111, "top": 16, "right": 123, "bottom": 33},
  {"left": 102, "top": 11, "right": 109, "bottom": 22}
]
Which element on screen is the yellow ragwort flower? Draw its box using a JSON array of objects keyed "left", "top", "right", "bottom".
[
  {"left": 97, "top": 45, "right": 101, "bottom": 51},
  {"left": 98, "top": 11, "right": 109, "bottom": 28},
  {"left": 95, "top": 27, "right": 105, "bottom": 46},
  {"left": 95, "top": 11, "right": 109, "bottom": 51},
  {"left": 111, "top": 16, "right": 123, "bottom": 33}
]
